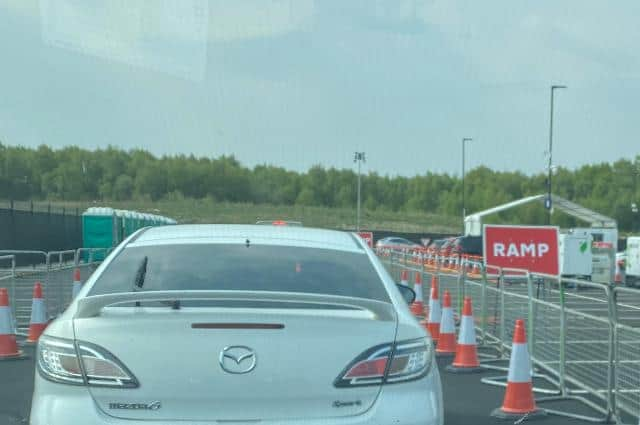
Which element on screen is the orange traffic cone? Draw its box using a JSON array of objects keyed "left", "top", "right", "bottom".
[
  {"left": 424, "top": 274, "right": 438, "bottom": 317},
  {"left": 436, "top": 291, "right": 456, "bottom": 356},
  {"left": 430, "top": 275, "right": 439, "bottom": 298},
  {"left": 72, "top": 268, "right": 82, "bottom": 299},
  {"left": 491, "top": 319, "right": 545, "bottom": 419},
  {"left": 447, "top": 296, "right": 483, "bottom": 373},
  {"left": 410, "top": 272, "right": 425, "bottom": 318},
  {"left": 399, "top": 270, "right": 409, "bottom": 288},
  {"left": 26, "top": 282, "right": 48, "bottom": 343},
  {"left": 0, "top": 288, "right": 24, "bottom": 360},
  {"left": 472, "top": 262, "right": 480, "bottom": 276},
  {"left": 425, "top": 284, "right": 441, "bottom": 342}
]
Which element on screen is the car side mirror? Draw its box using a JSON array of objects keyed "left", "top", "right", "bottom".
[{"left": 396, "top": 284, "right": 416, "bottom": 304}]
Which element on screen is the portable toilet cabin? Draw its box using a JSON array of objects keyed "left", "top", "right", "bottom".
[
  {"left": 123, "top": 211, "right": 136, "bottom": 237},
  {"left": 139, "top": 212, "right": 148, "bottom": 228},
  {"left": 82, "top": 207, "right": 117, "bottom": 261},
  {"left": 114, "top": 210, "right": 126, "bottom": 243},
  {"left": 133, "top": 212, "right": 143, "bottom": 231},
  {"left": 138, "top": 213, "right": 146, "bottom": 228},
  {"left": 138, "top": 213, "right": 147, "bottom": 229}
]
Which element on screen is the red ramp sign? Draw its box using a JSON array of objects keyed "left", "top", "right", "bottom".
[{"left": 483, "top": 225, "right": 559, "bottom": 275}]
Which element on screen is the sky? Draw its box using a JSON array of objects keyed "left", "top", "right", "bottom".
[{"left": 0, "top": 0, "right": 639, "bottom": 177}]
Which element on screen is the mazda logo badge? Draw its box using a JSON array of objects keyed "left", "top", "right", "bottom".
[{"left": 219, "top": 346, "right": 257, "bottom": 374}]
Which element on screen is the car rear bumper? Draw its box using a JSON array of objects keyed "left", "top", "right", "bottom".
[{"left": 30, "top": 363, "right": 443, "bottom": 425}]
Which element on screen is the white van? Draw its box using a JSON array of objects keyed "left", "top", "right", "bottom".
[
  {"left": 626, "top": 236, "right": 640, "bottom": 286},
  {"left": 558, "top": 232, "right": 593, "bottom": 278}
]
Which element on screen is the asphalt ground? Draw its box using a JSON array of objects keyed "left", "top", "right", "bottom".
[
  {"left": 0, "top": 343, "right": 34, "bottom": 425},
  {"left": 0, "top": 342, "right": 614, "bottom": 425}
]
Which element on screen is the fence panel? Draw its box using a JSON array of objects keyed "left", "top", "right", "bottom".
[
  {"left": 378, "top": 248, "right": 640, "bottom": 422},
  {"left": 2, "top": 251, "right": 48, "bottom": 334},
  {"left": 46, "top": 250, "right": 77, "bottom": 317},
  {"left": 0, "top": 255, "right": 14, "bottom": 281},
  {"left": 499, "top": 270, "right": 532, "bottom": 357},
  {"left": 0, "top": 255, "right": 16, "bottom": 332},
  {"left": 558, "top": 278, "right": 613, "bottom": 412},
  {"left": 0, "top": 249, "right": 104, "bottom": 334},
  {"left": 614, "top": 287, "right": 640, "bottom": 419},
  {"left": 521, "top": 274, "right": 562, "bottom": 387},
  {"left": 437, "top": 270, "right": 461, "bottom": 317}
]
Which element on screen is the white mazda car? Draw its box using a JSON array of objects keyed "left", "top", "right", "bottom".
[{"left": 31, "top": 224, "right": 443, "bottom": 425}]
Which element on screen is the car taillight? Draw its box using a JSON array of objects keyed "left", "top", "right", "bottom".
[
  {"left": 37, "top": 335, "right": 138, "bottom": 388},
  {"left": 334, "top": 338, "right": 432, "bottom": 387}
]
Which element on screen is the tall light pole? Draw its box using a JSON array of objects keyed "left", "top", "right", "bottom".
[
  {"left": 546, "top": 85, "right": 567, "bottom": 225},
  {"left": 631, "top": 158, "right": 639, "bottom": 233},
  {"left": 354, "top": 152, "right": 366, "bottom": 231},
  {"left": 462, "top": 137, "right": 472, "bottom": 233}
]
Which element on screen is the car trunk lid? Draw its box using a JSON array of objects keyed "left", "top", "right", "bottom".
[{"left": 72, "top": 294, "right": 397, "bottom": 422}]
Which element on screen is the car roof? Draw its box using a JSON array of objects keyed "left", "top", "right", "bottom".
[{"left": 129, "top": 224, "right": 365, "bottom": 253}]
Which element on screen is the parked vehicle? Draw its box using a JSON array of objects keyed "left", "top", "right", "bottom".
[
  {"left": 427, "top": 239, "right": 446, "bottom": 253},
  {"left": 570, "top": 227, "right": 618, "bottom": 249},
  {"left": 256, "top": 220, "right": 303, "bottom": 226},
  {"left": 454, "top": 235, "right": 483, "bottom": 256},
  {"left": 625, "top": 236, "right": 640, "bottom": 286},
  {"left": 31, "top": 224, "right": 443, "bottom": 425},
  {"left": 438, "top": 237, "right": 456, "bottom": 258},
  {"left": 615, "top": 252, "right": 626, "bottom": 285},
  {"left": 558, "top": 232, "right": 593, "bottom": 279},
  {"left": 375, "top": 236, "right": 421, "bottom": 250},
  {"left": 589, "top": 241, "right": 616, "bottom": 284}
]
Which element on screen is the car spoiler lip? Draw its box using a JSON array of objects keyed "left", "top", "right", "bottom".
[{"left": 74, "top": 290, "right": 396, "bottom": 321}]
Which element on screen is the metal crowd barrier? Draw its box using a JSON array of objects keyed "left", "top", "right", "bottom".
[
  {"left": 378, "top": 247, "right": 640, "bottom": 423},
  {"left": 0, "top": 248, "right": 107, "bottom": 335}
]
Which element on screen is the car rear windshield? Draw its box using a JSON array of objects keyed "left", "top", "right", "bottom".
[{"left": 89, "top": 243, "right": 390, "bottom": 302}]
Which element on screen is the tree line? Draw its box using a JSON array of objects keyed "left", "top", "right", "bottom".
[{"left": 1, "top": 143, "right": 639, "bottom": 232}]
